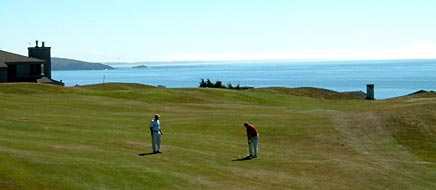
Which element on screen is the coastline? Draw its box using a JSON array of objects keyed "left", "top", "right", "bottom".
[{"left": 52, "top": 59, "right": 436, "bottom": 99}]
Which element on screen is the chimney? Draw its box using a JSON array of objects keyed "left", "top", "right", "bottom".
[{"left": 28, "top": 40, "right": 51, "bottom": 78}]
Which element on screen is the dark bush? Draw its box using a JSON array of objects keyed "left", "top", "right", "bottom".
[{"left": 199, "top": 79, "right": 252, "bottom": 90}]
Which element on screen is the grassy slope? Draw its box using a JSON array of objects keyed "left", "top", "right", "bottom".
[{"left": 0, "top": 83, "right": 435, "bottom": 190}]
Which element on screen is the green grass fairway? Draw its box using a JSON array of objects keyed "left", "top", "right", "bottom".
[{"left": 1, "top": 83, "right": 436, "bottom": 190}]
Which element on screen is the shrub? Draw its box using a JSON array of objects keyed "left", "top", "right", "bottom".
[{"left": 199, "top": 79, "right": 252, "bottom": 90}]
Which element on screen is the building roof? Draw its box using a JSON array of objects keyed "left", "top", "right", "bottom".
[
  {"left": 0, "top": 62, "right": 7, "bottom": 68},
  {"left": 0, "top": 50, "right": 45, "bottom": 64},
  {"left": 37, "top": 76, "right": 64, "bottom": 86}
]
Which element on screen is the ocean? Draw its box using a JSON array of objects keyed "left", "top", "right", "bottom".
[{"left": 52, "top": 59, "right": 436, "bottom": 99}]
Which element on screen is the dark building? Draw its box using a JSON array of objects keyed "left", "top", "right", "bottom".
[
  {"left": 366, "top": 84, "right": 375, "bottom": 100},
  {"left": 0, "top": 41, "right": 63, "bottom": 85}
]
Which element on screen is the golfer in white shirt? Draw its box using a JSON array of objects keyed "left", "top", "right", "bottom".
[{"left": 150, "top": 114, "right": 163, "bottom": 154}]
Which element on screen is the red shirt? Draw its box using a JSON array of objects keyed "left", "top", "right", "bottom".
[{"left": 245, "top": 124, "right": 259, "bottom": 139}]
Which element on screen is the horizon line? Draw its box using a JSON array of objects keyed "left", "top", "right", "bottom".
[{"left": 94, "top": 58, "right": 436, "bottom": 64}]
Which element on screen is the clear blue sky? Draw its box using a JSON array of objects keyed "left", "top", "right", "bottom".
[{"left": 1, "top": 0, "right": 436, "bottom": 62}]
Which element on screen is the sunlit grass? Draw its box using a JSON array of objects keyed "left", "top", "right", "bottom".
[{"left": 1, "top": 83, "right": 435, "bottom": 190}]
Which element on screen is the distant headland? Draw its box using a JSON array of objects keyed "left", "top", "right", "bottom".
[
  {"left": 132, "top": 64, "right": 148, "bottom": 69},
  {"left": 52, "top": 57, "right": 114, "bottom": 70}
]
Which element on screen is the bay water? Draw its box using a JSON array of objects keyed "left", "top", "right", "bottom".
[{"left": 52, "top": 59, "right": 436, "bottom": 99}]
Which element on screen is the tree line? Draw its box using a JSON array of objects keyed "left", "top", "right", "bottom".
[{"left": 199, "top": 79, "right": 253, "bottom": 90}]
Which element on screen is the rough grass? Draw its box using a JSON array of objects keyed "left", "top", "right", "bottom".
[
  {"left": 253, "top": 87, "right": 367, "bottom": 100},
  {"left": 0, "top": 83, "right": 435, "bottom": 190}
]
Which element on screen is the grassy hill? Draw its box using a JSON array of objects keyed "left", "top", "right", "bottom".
[
  {"left": 0, "top": 83, "right": 435, "bottom": 190},
  {"left": 252, "top": 87, "right": 367, "bottom": 100}
]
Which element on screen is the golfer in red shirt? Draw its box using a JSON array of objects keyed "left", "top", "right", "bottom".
[{"left": 244, "top": 122, "right": 259, "bottom": 158}]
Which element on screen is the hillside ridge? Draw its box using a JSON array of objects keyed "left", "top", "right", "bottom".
[{"left": 52, "top": 57, "right": 114, "bottom": 70}]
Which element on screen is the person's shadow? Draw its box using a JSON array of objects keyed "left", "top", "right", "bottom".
[
  {"left": 232, "top": 156, "right": 253, "bottom": 161},
  {"left": 138, "top": 152, "right": 157, "bottom": 156}
]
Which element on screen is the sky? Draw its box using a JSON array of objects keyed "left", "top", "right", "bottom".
[{"left": 1, "top": 0, "right": 436, "bottom": 62}]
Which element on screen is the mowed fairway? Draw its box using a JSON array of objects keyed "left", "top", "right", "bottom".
[{"left": 1, "top": 83, "right": 436, "bottom": 190}]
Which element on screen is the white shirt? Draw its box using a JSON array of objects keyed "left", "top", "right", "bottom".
[{"left": 150, "top": 120, "right": 160, "bottom": 132}]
